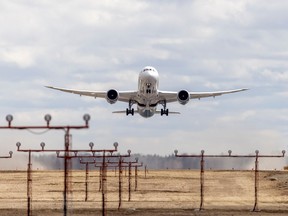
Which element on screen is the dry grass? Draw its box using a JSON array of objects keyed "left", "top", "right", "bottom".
[{"left": 0, "top": 169, "right": 287, "bottom": 215}]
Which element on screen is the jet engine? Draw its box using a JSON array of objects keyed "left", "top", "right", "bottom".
[
  {"left": 177, "top": 90, "right": 190, "bottom": 105},
  {"left": 106, "top": 89, "right": 119, "bottom": 104}
]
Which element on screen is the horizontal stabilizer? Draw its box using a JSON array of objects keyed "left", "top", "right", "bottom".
[
  {"left": 112, "top": 111, "right": 126, "bottom": 114},
  {"left": 112, "top": 110, "right": 139, "bottom": 114},
  {"left": 155, "top": 111, "right": 180, "bottom": 115},
  {"left": 113, "top": 110, "right": 180, "bottom": 115}
]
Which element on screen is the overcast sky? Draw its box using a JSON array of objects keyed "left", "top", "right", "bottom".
[{"left": 0, "top": 0, "right": 288, "bottom": 168}]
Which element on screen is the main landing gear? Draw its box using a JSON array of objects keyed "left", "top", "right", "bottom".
[
  {"left": 161, "top": 109, "right": 169, "bottom": 116},
  {"left": 126, "top": 100, "right": 135, "bottom": 116},
  {"left": 126, "top": 108, "right": 134, "bottom": 116},
  {"left": 160, "top": 101, "right": 169, "bottom": 116}
]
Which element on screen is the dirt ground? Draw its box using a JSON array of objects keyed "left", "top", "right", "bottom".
[{"left": 0, "top": 169, "right": 287, "bottom": 215}]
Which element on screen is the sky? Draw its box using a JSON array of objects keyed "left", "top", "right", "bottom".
[{"left": 0, "top": 0, "right": 288, "bottom": 169}]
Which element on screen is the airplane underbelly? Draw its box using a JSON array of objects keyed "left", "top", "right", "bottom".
[{"left": 137, "top": 106, "right": 156, "bottom": 118}]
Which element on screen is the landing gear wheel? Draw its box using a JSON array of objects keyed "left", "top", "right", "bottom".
[
  {"left": 161, "top": 109, "right": 169, "bottom": 116},
  {"left": 126, "top": 100, "right": 135, "bottom": 116},
  {"left": 126, "top": 108, "right": 134, "bottom": 116},
  {"left": 160, "top": 100, "right": 169, "bottom": 116}
]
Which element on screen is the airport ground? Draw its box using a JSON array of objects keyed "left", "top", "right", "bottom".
[{"left": 0, "top": 170, "right": 287, "bottom": 215}]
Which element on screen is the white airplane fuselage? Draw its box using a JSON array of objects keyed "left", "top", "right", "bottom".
[{"left": 137, "top": 66, "right": 160, "bottom": 118}]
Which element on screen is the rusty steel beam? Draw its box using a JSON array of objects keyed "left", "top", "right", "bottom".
[
  {"left": 64, "top": 144, "right": 127, "bottom": 216},
  {"left": 111, "top": 159, "right": 143, "bottom": 202},
  {"left": 174, "top": 149, "right": 286, "bottom": 212},
  {"left": 0, "top": 151, "right": 13, "bottom": 159},
  {"left": 144, "top": 165, "right": 148, "bottom": 179},
  {"left": 16, "top": 141, "right": 98, "bottom": 216},
  {"left": 94, "top": 158, "right": 143, "bottom": 209},
  {"left": 79, "top": 159, "right": 96, "bottom": 202},
  {"left": 92, "top": 152, "right": 132, "bottom": 211},
  {"left": 2, "top": 114, "right": 90, "bottom": 216}
]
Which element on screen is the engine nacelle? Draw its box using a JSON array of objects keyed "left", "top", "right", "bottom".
[
  {"left": 177, "top": 90, "right": 190, "bottom": 105},
  {"left": 106, "top": 89, "right": 119, "bottom": 104}
]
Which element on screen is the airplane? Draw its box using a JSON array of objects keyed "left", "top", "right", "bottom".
[{"left": 46, "top": 66, "right": 248, "bottom": 118}]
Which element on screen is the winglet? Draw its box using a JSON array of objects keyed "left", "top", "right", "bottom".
[{"left": 45, "top": 86, "right": 58, "bottom": 90}]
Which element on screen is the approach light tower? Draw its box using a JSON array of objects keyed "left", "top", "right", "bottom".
[{"left": 1, "top": 113, "right": 91, "bottom": 216}]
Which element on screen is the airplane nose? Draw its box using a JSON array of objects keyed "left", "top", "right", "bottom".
[{"left": 143, "top": 71, "right": 158, "bottom": 82}]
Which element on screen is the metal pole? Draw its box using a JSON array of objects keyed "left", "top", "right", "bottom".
[
  {"left": 128, "top": 162, "right": 131, "bottom": 201},
  {"left": 99, "top": 167, "right": 102, "bottom": 192},
  {"left": 102, "top": 152, "right": 107, "bottom": 216},
  {"left": 200, "top": 150, "right": 204, "bottom": 211},
  {"left": 118, "top": 158, "right": 123, "bottom": 210},
  {"left": 253, "top": 150, "right": 260, "bottom": 212},
  {"left": 79, "top": 159, "right": 96, "bottom": 202},
  {"left": 135, "top": 166, "right": 138, "bottom": 191},
  {"left": 27, "top": 150, "right": 32, "bottom": 216},
  {"left": 85, "top": 162, "right": 89, "bottom": 202},
  {"left": 63, "top": 128, "right": 70, "bottom": 216}
]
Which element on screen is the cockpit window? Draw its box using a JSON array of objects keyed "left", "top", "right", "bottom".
[{"left": 143, "top": 68, "right": 154, "bottom": 72}]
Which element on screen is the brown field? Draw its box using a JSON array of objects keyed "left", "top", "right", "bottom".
[{"left": 0, "top": 169, "right": 287, "bottom": 215}]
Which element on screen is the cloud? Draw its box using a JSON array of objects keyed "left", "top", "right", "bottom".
[
  {"left": 192, "top": 0, "right": 249, "bottom": 24},
  {"left": 261, "top": 70, "right": 288, "bottom": 82},
  {"left": 0, "top": 0, "right": 288, "bottom": 169},
  {"left": 0, "top": 47, "right": 37, "bottom": 68}
]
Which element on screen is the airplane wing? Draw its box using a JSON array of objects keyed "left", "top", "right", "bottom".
[
  {"left": 45, "top": 86, "right": 138, "bottom": 103},
  {"left": 158, "top": 88, "right": 248, "bottom": 103}
]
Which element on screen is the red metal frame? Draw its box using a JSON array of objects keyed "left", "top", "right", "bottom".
[
  {"left": 174, "top": 149, "right": 286, "bottom": 211},
  {"left": 1, "top": 114, "right": 90, "bottom": 216}
]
